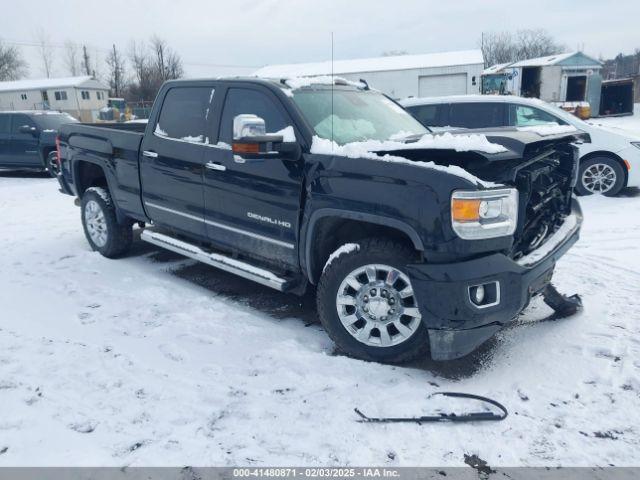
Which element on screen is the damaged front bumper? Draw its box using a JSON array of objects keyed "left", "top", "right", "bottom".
[{"left": 407, "top": 198, "right": 583, "bottom": 361}]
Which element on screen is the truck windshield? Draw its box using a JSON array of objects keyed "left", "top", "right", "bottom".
[
  {"left": 32, "top": 113, "right": 78, "bottom": 131},
  {"left": 292, "top": 88, "right": 428, "bottom": 145}
]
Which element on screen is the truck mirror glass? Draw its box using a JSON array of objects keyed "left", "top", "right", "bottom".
[
  {"left": 19, "top": 125, "right": 37, "bottom": 135},
  {"left": 233, "top": 114, "right": 266, "bottom": 140}
]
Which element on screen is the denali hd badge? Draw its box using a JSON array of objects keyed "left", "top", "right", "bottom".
[{"left": 247, "top": 212, "right": 292, "bottom": 229}]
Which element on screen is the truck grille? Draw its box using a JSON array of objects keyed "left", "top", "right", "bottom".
[{"left": 511, "top": 143, "right": 577, "bottom": 260}]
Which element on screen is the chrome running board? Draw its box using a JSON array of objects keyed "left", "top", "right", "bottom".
[{"left": 141, "top": 229, "right": 288, "bottom": 291}]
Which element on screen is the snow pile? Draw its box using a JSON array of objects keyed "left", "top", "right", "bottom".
[
  {"left": 517, "top": 213, "right": 579, "bottom": 266},
  {"left": 309, "top": 132, "right": 509, "bottom": 186},
  {"left": 278, "top": 76, "right": 366, "bottom": 96},
  {"left": 180, "top": 135, "right": 205, "bottom": 143},
  {"left": 311, "top": 131, "right": 507, "bottom": 156},
  {"left": 269, "top": 126, "right": 296, "bottom": 142},
  {"left": 323, "top": 243, "right": 360, "bottom": 272},
  {"left": 517, "top": 124, "right": 578, "bottom": 136}
]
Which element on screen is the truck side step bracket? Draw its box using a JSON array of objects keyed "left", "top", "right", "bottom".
[{"left": 140, "top": 229, "right": 290, "bottom": 291}]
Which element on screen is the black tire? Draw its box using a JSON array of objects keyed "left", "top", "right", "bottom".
[
  {"left": 316, "top": 238, "right": 430, "bottom": 364},
  {"left": 45, "top": 151, "right": 58, "bottom": 178},
  {"left": 575, "top": 156, "right": 625, "bottom": 197},
  {"left": 81, "top": 187, "right": 133, "bottom": 258}
]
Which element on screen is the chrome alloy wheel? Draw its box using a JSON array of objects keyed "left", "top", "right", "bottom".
[
  {"left": 336, "top": 264, "right": 422, "bottom": 347},
  {"left": 84, "top": 200, "right": 108, "bottom": 247},
  {"left": 582, "top": 163, "right": 617, "bottom": 194}
]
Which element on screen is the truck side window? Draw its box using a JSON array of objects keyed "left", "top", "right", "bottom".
[
  {"left": 509, "top": 104, "right": 567, "bottom": 127},
  {"left": 11, "top": 114, "right": 36, "bottom": 134},
  {"left": 0, "top": 115, "right": 11, "bottom": 134},
  {"left": 155, "top": 87, "right": 214, "bottom": 143},
  {"left": 219, "top": 88, "right": 287, "bottom": 143},
  {"left": 448, "top": 103, "right": 506, "bottom": 129}
]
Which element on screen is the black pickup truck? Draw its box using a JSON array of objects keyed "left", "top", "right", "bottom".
[
  {"left": 56, "top": 77, "right": 585, "bottom": 363},
  {"left": 0, "top": 111, "right": 77, "bottom": 175}
]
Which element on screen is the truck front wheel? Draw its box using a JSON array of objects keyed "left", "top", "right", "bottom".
[
  {"left": 316, "top": 238, "right": 430, "bottom": 363},
  {"left": 81, "top": 187, "right": 133, "bottom": 258}
]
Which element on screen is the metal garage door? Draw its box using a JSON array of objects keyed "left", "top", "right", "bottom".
[{"left": 418, "top": 74, "right": 468, "bottom": 97}]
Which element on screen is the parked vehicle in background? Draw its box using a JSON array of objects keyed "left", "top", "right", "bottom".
[
  {"left": 0, "top": 111, "right": 78, "bottom": 176},
  {"left": 56, "top": 78, "right": 585, "bottom": 363},
  {"left": 401, "top": 95, "right": 640, "bottom": 196}
]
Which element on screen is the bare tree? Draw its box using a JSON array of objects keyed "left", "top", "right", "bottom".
[
  {"left": 0, "top": 39, "right": 28, "bottom": 80},
  {"left": 481, "top": 29, "right": 565, "bottom": 67},
  {"left": 126, "top": 36, "right": 184, "bottom": 101},
  {"left": 165, "top": 50, "right": 183, "bottom": 80},
  {"left": 128, "top": 40, "right": 155, "bottom": 101},
  {"left": 480, "top": 31, "right": 515, "bottom": 67},
  {"left": 35, "top": 28, "right": 55, "bottom": 78},
  {"left": 64, "top": 41, "right": 81, "bottom": 76},
  {"left": 515, "top": 29, "right": 565, "bottom": 62},
  {"left": 150, "top": 35, "right": 167, "bottom": 81},
  {"left": 106, "top": 44, "right": 126, "bottom": 96},
  {"left": 150, "top": 35, "right": 183, "bottom": 81}
]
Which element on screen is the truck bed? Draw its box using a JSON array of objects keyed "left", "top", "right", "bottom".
[{"left": 59, "top": 123, "right": 147, "bottom": 221}]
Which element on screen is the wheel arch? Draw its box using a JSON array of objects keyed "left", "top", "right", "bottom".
[
  {"left": 580, "top": 150, "right": 629, "bottom": 187},
  {"left": 303, "top": 209, "right": 424, "bottom": 285},
  {"left": 74, "top": 159, "right": 110, "bottom": 197},
  {"left": 73, "top": 159, "right": 130, "bottom": 224}
]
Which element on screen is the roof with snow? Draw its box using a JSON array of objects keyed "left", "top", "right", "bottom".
[
  {"left": 483, "top": 62, "right": 514, "bottom": 75},
  {"left": 510, "top": 52, "right": 602, "bottom": 68},
  {"left": 254, "top": 50, "right": 484, "bottom": 78},
  {"left": 0, "top": 76, "right": 109, "bottom": 93}
]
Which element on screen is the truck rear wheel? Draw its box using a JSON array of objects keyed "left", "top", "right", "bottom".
[
  {"left": 46, "top": 151, "right": 59, "bottom": 178},
  {"left": 81, "top": 187, "right": 132, "bottom": 258},
  {"left": 316, "top": 238, "right": 429, "bottom": 364}
]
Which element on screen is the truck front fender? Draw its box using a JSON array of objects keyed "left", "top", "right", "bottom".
[{"left": 301, "top": 208, "right": 425, "bottom": 284}]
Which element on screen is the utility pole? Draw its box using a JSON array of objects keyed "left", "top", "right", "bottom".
[
  {"left": 82, "top": 45, "right": 91, "bottom": 76},
  {"left": 112, "top": 44, "right": 120, "bottom": 96}
]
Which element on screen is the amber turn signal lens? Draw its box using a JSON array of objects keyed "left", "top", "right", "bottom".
[
  {"left": 232, "top": 143, "right": 260, "bottom": 154},
  {"left": 452, "top": 198, "right": 481, "bottom": 222}
]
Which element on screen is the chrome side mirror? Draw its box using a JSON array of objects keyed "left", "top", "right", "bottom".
[
  {"left": 233, "top": 114, "right": 266, "bottom": 140},
  {"left": 19, "top": 125, "right": 38, "bottom": 136}
]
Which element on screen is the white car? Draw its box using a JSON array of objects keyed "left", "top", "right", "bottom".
[{"left": 400, "top": 95, "right": 640, "bottom": 196}]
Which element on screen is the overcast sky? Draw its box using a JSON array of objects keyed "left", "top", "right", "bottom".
[{"left": 2, "top": 0, "right": 639, "bottom": 80}]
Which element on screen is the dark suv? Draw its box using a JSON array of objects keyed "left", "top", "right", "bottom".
[{"left": 0, "top": 111, "right": 78, "bottom": 175}]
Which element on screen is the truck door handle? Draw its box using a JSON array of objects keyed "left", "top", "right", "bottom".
[
  {"left": 143, "top": 150, "right": 158, "bottom": 158},
  {"left": 205, "top": 161, "right": 226, "bottom": 172}
]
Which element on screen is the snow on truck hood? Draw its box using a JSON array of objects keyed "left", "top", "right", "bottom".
[
  {"left": 310, "top": 128, "right": 585, "bottom": 187},
  {"left": 310, "top": 133, "right": 508, "bottom": 186}
]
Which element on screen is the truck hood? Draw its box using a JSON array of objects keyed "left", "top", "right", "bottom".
[{"left": 371, "top": 127, "right": 590, "bottom": 184}]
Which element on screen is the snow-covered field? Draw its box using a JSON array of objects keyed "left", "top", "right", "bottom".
[
  {"left": 592, "top": 104, "right": 640, "bottom": 135},
  {"left": 1, "top": 121, "right": 640, "bottom": 466}
]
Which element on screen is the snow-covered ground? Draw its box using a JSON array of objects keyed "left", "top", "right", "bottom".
[
  {"left": 1, "top": 146, "right": 640, "bottom": 466},
  {"left": 592, "top": 103, "right": 640, "bottom": 135}
]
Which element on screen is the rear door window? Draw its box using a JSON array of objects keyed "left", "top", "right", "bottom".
[
  {"left": 508, "top": 104, "right": 567, "bottom": 126},
  {"left": 406, "top": 104, "right": 447, "bottom": 127},
  {"left": 155, "top": 87, "right": 214, "bottom": 143},
  {"left": 11, "top": 114, "right": 37, "bottom": 134},
  {"left": 447, "top": 102, "right": 507, "bottom": 129}
]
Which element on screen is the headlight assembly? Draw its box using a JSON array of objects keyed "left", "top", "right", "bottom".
[{"left": 451, "top": 188, "right": 519, "bottom": 240}]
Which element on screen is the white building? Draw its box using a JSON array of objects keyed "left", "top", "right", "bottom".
[
  {"left": 0, "top": 76, "right": 109, "bottom": 122},
  {"left": 254, "top": 50, "right": 484, "bottom": 99}
]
